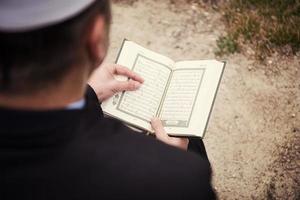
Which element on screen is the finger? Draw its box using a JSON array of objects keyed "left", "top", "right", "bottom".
[
  {"left": 171, "top": 137, "right": 189, "bottom": 150},
  {"left": 114, "top": 65, "right": 144, "bottom": 83},
  {"left": 112, "top": 79, "right": 141, "bottom": 92},
  {"left": 151, "top": 117, "right": 168, "bottom": 141}
]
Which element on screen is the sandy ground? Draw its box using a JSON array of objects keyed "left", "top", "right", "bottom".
[{"left": 106, "top": 1, "right": 300, "bottom": 199}]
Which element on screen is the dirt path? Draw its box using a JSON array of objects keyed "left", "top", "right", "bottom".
[{"left": 107, "top": 1, "right": 300, "bottom": 199}]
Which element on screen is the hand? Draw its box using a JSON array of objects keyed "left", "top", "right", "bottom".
[
  {"left": 151, "top": 117, "right": 189, "bottom": 150},
  {"left": 88, "top": 63, "right": 144, "bottom": 102}
]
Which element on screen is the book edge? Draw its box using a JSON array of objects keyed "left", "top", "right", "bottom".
[
  {"left": 103, "top": 111, "right": 153, "bottom": 133},
  {"left": 201, "top": 60, "right": 227, "bottom": 138},
  {"left": 115, "top": 38, "right": 128, "bottom": 63}
]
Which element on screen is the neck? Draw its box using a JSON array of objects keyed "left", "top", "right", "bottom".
[{"left": 0, "top": 66, "right": 89, "bottom": 110}]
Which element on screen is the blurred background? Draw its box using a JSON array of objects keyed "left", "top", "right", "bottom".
[{"left": 107, "top": 0, "right": 300, "bottom": 199}]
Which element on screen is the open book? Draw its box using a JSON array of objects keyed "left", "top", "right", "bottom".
[{"left": 102, "top": 40, "right": 225, "bottom": 138}]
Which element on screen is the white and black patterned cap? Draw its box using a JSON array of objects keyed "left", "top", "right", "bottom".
[{"left": 0, "top": 0, "right": 96, "bottom": 32}]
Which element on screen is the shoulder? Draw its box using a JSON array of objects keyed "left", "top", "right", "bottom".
[
  {"left": 97, "top": 119, "right": 213, "bottom": 186},
  {"left": 93, "top": 117, "right": 210, "bottom": 170}
]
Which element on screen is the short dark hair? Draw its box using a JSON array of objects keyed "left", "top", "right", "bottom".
[{"left": 0, "top": 0, "right": 111, "bottom": 95}]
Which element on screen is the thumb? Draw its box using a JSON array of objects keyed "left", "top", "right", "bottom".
[
  {"left": 151, "top": 117, "right": 168, "bottom": 141},
  {"left": 112, "top": 79, "right": 141, "bottom": 92}
]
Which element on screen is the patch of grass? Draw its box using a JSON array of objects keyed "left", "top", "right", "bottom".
[
  {"left": 215, "top": 0, "right": 300, "bottom": 59},
  {"left": 215, "top": 35, "right": 239, "bottom": 56}
]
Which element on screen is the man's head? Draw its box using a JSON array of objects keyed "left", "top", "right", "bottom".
[{"left": 0, "top": 0, "right": 111, "bottom": 95}]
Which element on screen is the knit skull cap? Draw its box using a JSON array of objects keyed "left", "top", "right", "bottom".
[{"left": 0, "top": 0, "right": 96, "bottom": 32}]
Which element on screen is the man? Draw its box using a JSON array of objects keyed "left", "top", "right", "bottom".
[{"left": 0, "top": 0, "right": 216, "bottom": 199}]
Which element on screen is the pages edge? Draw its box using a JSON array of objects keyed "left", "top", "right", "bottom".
[{"left": 201, "top": 60, "right": 226, "bottom": 138}]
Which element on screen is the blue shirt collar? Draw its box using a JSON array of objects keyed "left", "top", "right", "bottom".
[{"left": 66, "top": 99, "right": 85, "bottom": 110}]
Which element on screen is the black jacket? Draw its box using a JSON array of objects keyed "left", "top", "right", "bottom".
[{"left": 0, "top": 86, "right": 215, "bottom": 199}]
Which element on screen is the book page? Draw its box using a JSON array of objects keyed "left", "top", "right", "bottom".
[
  {"left": 102, "top": 40, "right": 174, "bottom": 131},
  {"left": 161, "top": 60, "right": 225, "bottom": 137},
  {"left": 159, "top": 69, "right": 205, "bottom": 127},
  {"left": 117, "top": 54, "right": 171, "bottom": 122}
]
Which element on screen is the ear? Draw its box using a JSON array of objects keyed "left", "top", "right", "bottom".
[{"left": 87, "top": 16, "right": 107, "bottom": 66}]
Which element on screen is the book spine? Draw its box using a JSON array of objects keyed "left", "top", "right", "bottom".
[
  {"left": 115, "top": 38, "right": 128, "bottom": 63},
  {"left": 156, "top": 69, "right": 174, "bottom": 118}
]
